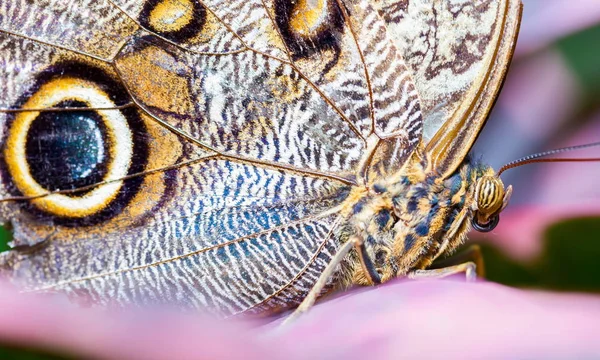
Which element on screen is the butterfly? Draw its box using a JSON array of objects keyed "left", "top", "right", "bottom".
[{"left": 0, "top": 0, "right": 521, "bottom": 317}]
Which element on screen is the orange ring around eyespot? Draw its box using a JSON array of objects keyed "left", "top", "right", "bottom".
[{"left": 3, "top": 77, "right": 134, "bottom": 218}]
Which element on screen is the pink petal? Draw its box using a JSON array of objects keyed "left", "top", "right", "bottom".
[
  {"left": 0, "top": 282, "right": 268, "bottom": 360},
  {"left": 277, "top": 279, "right": 600, "bottom": 359},
  {"left": 2, "top": 279, "right": 600, "bottom": 359}
]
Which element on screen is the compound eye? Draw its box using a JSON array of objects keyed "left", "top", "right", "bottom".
[
  {"left": 476, "top": 176, "right": 505, "bottom": 215},
  {"left": 3, "top": 76, "right": 137, "bottom": 220},
  {"left": 472, "top": 215, "right": 500, "bottom": 233}
]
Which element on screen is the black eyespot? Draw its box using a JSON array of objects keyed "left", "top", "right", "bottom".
[
  {"left": 1, "top": 62, "right": 148, "bottom": 226},
  {"left": 26, "top": 100, "right": 110, "bottom": 194},
  {"left": 472, "top": 215, "right": 500, "bottom": 233}
]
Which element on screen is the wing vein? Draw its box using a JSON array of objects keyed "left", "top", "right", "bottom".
[
  {"left": 0, "top": 103, "right": 135, "bottom": 113},
  {"left": 335, "top": 0, "right": 377, "bottom": 136},
  {"left": 0, "top": 28, "right": 110, "bottom": 63},
  {"left": 105, "top": 0, "right": 246, "bottom": 57},
  {"left": 199, "top": 0, "right": 366, "bottom": 142},
  {"left": 0, "top": 154, "right": 217, "bottom": 203},
  {"left": 25, "top": 211, "right": 342, "bottom": 293},
  {"left": 111, "top": 63, "right": 357, "bottom": 185},
  {"left": 239, "top": 216, "right": 342, "bottom": 315}
]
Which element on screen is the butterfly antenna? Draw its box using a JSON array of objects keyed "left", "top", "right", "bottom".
[{"left": 498, "top": 141, "right": 600, "bottom": 176}]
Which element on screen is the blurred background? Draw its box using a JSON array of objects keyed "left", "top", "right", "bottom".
[{"left": 1, "top": 0, "right": 600, "bottom": 304}]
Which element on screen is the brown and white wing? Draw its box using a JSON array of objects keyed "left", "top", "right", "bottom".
[
  {"left": 375, "top": 0, "right": 522, "bottom": 178},
  {"left": 0, "top": 0, "right": 422, "bottom": 315}
]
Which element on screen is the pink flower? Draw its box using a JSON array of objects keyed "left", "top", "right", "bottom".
[{"left": 2, "top": 279, "right": 600, "bottom": 359}]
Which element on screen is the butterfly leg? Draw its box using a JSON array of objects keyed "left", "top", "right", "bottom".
[
  {"left": 408, "top": 243, "right": 485, "bottom": 282},
  {"left": 430, "top": 244, "right": 485, "bottom": 278},
  {"left": 408, "top": 261, "right": 477, "bottom": 282},
  {"left": 282, "top": 235, "right": 362, "bottom": 326}
]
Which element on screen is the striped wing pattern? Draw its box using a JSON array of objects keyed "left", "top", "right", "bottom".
[{"left": 0, "top": 0, "right": 422, "bottom": 314}]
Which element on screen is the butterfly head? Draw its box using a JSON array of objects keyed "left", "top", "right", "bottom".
[
  {"left": 471, "top": 141, "right": 600, "bottom": 232},
  {"left": 472, "top": 170, "right": 512, "bottom": 233}
]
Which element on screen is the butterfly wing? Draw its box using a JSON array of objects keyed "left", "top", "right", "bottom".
[
  {"left": 0, "top": 0, "right": 422, "bottom": 315},
  {"left": 376, "top": 0, "right": 523, "bottom": 178}
]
